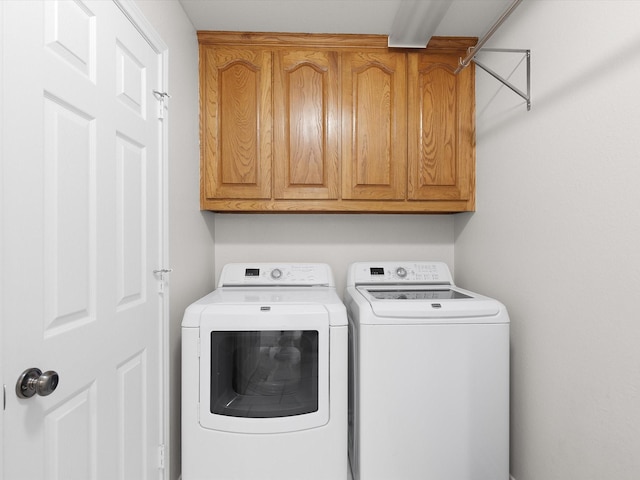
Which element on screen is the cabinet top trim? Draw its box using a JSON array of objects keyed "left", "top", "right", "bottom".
[{"left": 197, "top": 31, "right": 477, "bottom": 52}]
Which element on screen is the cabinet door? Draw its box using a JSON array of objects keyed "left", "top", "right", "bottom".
[
  {"left": 274, "top": 50, "right": 339, "bottom": 199},
  {"left": 200, "top": 46, "right": 272, "bottom": 200},
  {"left": 342, "top": 52, "right": 407, "bottom": 200},
  {"left": 407, "top": 52, "right": 474, "bottom": 201}
]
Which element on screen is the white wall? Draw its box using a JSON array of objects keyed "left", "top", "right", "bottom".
[
  {"left": 132, "top": 2, "right": 215, "bottom": 479},
  {"left": 214, "top": 214, "right": 455, "bottom": 295},
  {"left": 454, "top": 2, "right": 640, "bottom": 479}
]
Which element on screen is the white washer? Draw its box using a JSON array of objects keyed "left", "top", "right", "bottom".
[
  {"left": 345, "top": 262, "right": 510, "bottom": 480},
  {"left": 182, "top": 263, "right": 348, "bottom": 480}
]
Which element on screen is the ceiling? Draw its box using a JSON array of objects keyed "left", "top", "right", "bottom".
[{"left": 178, "top": 0, "right": 516, "bottom": 48}]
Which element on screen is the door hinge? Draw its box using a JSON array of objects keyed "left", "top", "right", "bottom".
[
  {"left": 158, "top": 444, "right": 166, "bottom": 469},
  {"left": 153, "top": 90, "right": 170, "bottom": 119},
  {"left": 153, "top": 268, "right": 172, "bottom": 294}
]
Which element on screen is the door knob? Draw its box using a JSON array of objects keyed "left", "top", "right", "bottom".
[{"left": 16, "top": 368, "right": 59, "bottom": 399}]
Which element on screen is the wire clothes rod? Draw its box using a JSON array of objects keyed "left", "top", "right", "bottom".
[
  {"left": 473, "top": 49, "right": 531, "bottom": 110},
  {"left": 454, "top": 0, "right": 525, "bottom": 74}
]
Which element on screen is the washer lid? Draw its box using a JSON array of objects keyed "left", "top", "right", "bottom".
[{"left": 356, "top": 286, "right": 502, "bottom": 319}]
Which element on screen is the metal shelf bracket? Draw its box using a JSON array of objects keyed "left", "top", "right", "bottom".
[
  {"left": 473, "top": 48, "right": 531, "bottom": 111},
  {"left": 451, "top": 0, "right": 530, "bottom": 110}
]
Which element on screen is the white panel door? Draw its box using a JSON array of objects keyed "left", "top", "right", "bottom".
[{"left": 1, "top": 1, "right": 167, "bottom": 479}]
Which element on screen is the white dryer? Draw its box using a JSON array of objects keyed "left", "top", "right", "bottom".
[
  {"left": 182, "top": 263, "right": 348, "bottom": 480},
  {"left": 345, "top": 262, "right": 510, "bottom": 480}
]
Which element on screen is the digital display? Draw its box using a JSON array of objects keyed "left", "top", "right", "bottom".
[
  {"left": 244, "top": 268, "right": 260, "bottom": 277},
  {"left": 370, "top": 267, "right": 385, "bottom": 275}
]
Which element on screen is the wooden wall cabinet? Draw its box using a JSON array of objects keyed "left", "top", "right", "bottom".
[
  {"left": 200, "top": 45, "right": 272, "bottom": 199},
  {"left": 199, "top": 32, "right": 476, "bottom": 213},
  {"left": 273, "top": 49, "right": 340, "bottom": 200},
  {"left": 341, "top": 51, "right": 407, "bottom": 201},
  {"left": 408, "top": 50, "right": 474, "bottom": 202}
]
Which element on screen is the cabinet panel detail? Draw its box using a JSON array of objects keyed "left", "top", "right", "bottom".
[
  {"left": 200, "top": 47, "right": 272, "bottom": 200},
  {"left": 408, "top": 53, "right": 474, "bottom": 201},
  {"left": 342, "top": 52, "right": 407, "bottom": 200},
  {"left": 420, "top": 65, "right": 457, "bottom": 186},
  {"left": 219, "top": 61, "right": 259, "bottom": 184},
  {"left": 274, "top": 50, "right": 339, "bottom": 199}
]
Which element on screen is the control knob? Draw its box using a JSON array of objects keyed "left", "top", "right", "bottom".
[
  {"left": 271, "top": 268, "right": 283, "bottom": 280},
  {"left": 396, "top": 267, "right": 407, "bottom": 278}
]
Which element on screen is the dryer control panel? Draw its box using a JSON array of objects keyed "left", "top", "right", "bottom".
[
  {"left": 219, "top": 263, "right": 335, "bottom": 287},
  {"left": 347, "top": 261, "right": 453, "bottom": 286}
]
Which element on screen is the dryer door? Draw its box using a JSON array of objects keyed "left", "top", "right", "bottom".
[{"left": 199, "top": 304, "right": 330, "bottom": 433}]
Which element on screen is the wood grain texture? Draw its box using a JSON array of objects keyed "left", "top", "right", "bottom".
[
  {"left": 408, "top": 52, "right": 475, "bottom": 201},
  {"left": 198, "top": 31, "right": 392, "bottom": 49},
  {"left": 274, "top": 50, "right": 339, "bottom": 199},
  {"left": 341, "top": 51, "right": 407, "bottom": 200},
  {"left": 198, "top": 32, "right": 477, "bottom": 52},
  {"left": 200, "top": 45, "right": 272, "bottom": 200},
  {"left": 199, "top": 33, "right": 476, "bottom": 212},
  {"left": 200, "top": 198, "right": 473, "bottom": 213}
]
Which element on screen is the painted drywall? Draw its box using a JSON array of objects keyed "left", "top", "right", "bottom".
[
  {"left": 132, "top": 2, "right": 215, "bottom": 479},
  {"left": 214, "top": 214, "right": 455, "bottom": 296},
  {"left": 454, "top": 2, "right": 640, "bottom": 479}
]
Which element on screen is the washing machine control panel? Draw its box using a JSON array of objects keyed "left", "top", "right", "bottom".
[
  {"left": 219, "top": 263, "right": 335, "bottom": 287},
  {"left": 349, "top": 262, "right": 453, "bottom": 285}
]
